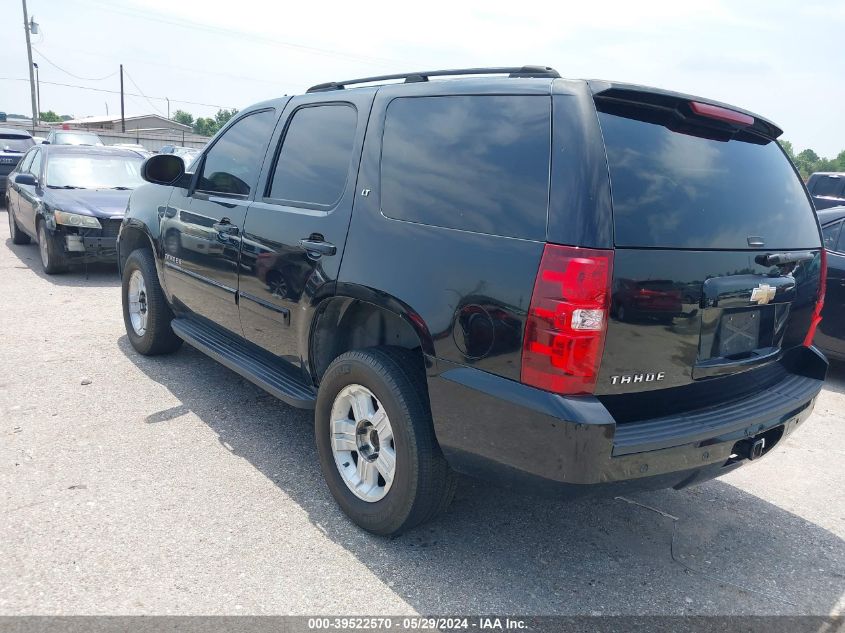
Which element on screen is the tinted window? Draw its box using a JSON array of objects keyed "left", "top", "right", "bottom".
[
  {"left": 0, "top": 134, "right": 35, "bottom": 152},
  {"left": 269, "top": 105, "right": 357, "bottom": 206},
  {"left": 381, "top": 96, "right": 550, "bottom": 239},
  {"left": 813, "top": 176, "right": 843, "bottom": 197},
  {"left": 823, "top": 221, "right": 843, "bottom": 251},
  {"left": 598, "top": 108, "right": 820, "bottom": 249},
  {"left": 198, "top": 109, "right": 277, "bottom": 197}
]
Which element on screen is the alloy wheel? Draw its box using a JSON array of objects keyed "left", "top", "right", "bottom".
[{"left": 330, "top": 384, "right": 396, "bottom": 502}]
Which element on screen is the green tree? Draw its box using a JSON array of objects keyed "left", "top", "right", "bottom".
[
  {"left": 193, "top": 117, "right": 217, "bottom": 136},
  {"left": 779, "top": 140, "right": 795, "bottom": 161},
  {"left": 172, "top": 109, "right": 194, "bottom": 127},
  {"left": 39, "top": 110, "right": 62, "bottom": 123},
  {"left": 214, "top": 108, "right": 238, "bottom": 129}
]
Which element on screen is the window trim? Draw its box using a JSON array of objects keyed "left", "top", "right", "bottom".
[
  {"left": 192, "top": 107, "right": 276, "bottom": 200},
  {"left": 261, "top": 101, "right": 358, "bottom": 212}
]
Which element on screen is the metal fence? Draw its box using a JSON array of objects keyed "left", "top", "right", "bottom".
[{"left": 2, "top": 121, "right": 210, "bottom": 151}]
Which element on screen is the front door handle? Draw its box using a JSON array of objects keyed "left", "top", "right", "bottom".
[
  {"left": 298, "top": 237, "right": 337, "bottom": 257},
  {"left": 213, "top": 218, "right": 239, "bottom": 236}
]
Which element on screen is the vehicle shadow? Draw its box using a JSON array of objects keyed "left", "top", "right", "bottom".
[
  {"left": 824, "top": 359, "right": 845, "bottom": 396},
  {"left": 3, "top": 236, "right": 120, "bottom": 287},
  {"left": 118, "top": 336, "right": 844, "bottom": 616}
]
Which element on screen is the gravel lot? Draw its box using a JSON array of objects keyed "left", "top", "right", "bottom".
[{"left": 1, "top": 206, "right": 843, "bottom": 616}]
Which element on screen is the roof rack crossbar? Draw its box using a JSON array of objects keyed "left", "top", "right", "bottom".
[{"left": 306, "top": 65, "right": 560, "bottom": 93}]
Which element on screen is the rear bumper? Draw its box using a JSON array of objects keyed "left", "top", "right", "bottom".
[{"left": 427, "top": 348, "right": 826, "bottom": 497}]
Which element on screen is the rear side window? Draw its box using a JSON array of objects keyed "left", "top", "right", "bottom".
[
  {"left": 598, "top": 107, "right": 820, "bottom": 249},
  {"left": 823, "top": 221, "right": 843, "bottom": 251},
  {"left": 197, "top": 109, "right": 276, "bottom": 197},
  {"left": 813, "top": 176, "right": 843, "bottom": 197},
  {"left": 381, "top": 95, "right": 550, "bottom": 240},
  {"left": 269, "top": 104, "right": 357, "bottom": 207}
]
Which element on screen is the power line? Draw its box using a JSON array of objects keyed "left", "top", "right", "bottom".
[
  {"left": 37, "top": 43, "right": 301, "bottom": 90},
  {"left": 32, "top": 47, "right": 117, "bottom": 81},
  {"left": 0, "top": 77, "right": 236, "bottom": 110},
  {"left": 72, "top": 0, "right": 412, "bottom": 69},
  {"left": 122, "top": 68, "right": 166, "bottom": 116}
]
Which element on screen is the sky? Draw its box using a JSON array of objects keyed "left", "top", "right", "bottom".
[{"left": 1, "top": 0, "right": 843, "bottom": 157}]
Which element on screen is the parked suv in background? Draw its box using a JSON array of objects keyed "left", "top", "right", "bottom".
[
  {"left": 807, "top": 172, "right": 845, "bottom": 210},
  {"left": 118, "top": 66, "right": 828, "bottom": 535},
  {"left": 0, "top": 128, "right": 35, "bottom": 196}
]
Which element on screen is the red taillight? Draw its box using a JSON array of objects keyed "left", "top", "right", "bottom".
[
  {"left": 689, "top": 101, "right": 754, "bottom": 127},
  {"left": 803, "top": 249, "right": 827, "bottom": 347},
  {"left": 521, "top": 245, "right": 614, "bottom": 395}
]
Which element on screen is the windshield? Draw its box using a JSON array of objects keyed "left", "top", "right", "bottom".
[
  {"left": 46, "top": 154, "right": 144, "bottom": 189},
  {"left": 53, "top": 132, "right": 103, "bottom": 146},
  {"left": 597, "top": 103, "right": 820, "bottom": 250},
  {"left": 0, "top": 135, "right": 35, "bottom": 153}
]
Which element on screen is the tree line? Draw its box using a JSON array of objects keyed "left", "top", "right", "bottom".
[
  {"left": 171, "top": 108, "right": 238, "bottom": 137},
  {"left": 780, "top": 141, "right": 845, "bottom": 180}
]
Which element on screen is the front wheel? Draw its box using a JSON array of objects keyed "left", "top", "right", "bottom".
[
  {"left": 121, "top": 249, "right": 182, "bottom": 355},
  {"left": 315, "top": 347, "right": 457, "bottom": 536},
  {"left": 37, "top": 221, "right": 67, "bottom": 274}
]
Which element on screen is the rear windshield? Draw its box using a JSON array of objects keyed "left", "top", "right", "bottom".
[
  {"left": 53, "top": 132, "right": 103, "bottom": 146},
  {"left": 0, "top": 135, "right": 35, "bottom": 152},
  {"left": 597, "top": 106, "right": 820, "bottom": 250}
]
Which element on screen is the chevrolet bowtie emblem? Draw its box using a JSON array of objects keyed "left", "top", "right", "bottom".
[{"left": 750, "top": 283, "right": 776, "bottom": 305}]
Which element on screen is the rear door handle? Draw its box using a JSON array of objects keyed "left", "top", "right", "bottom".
[{"left": 298, "top": 238, "right": 337, "bottom": 257}]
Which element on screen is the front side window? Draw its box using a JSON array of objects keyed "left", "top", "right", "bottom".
[
  {"left": 45, "top": 154, "right": 144, "bottom": 189},
  {"left": 269, "top": 104, "right": 357, "bottom": 207},
  {"left": 17, "top": 148, "right": 37, "bottom": 173},
  {"left": 823, "top": 220, "right": 843, "bottom": 251},
  {"left": 380, "top": 95, "right": 551, "bottom": 239},
  {"left": 29, "top": 150, "right": 42, "bottom": 178},
  {"left": 197, "top": 109, "right": 277, "bottom": 197}
]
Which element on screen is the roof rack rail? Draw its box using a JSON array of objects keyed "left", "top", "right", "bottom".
[{"left": 306, "top": 65, "right": 560, "bottom": 93}]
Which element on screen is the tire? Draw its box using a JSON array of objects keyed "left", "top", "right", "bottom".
[
  {"left": 37, "top": 221, "right": 67, "bottom": 274},
  {"left": 8, "top": 206, "right": 31, "bottom": 245},
  {"left": 121, "top": 248, "right": 182, "bottom": 355},
  {"left": 315, "top": 347, "right": 457, "bottom": 536}
]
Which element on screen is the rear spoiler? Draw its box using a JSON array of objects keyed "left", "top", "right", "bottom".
[{"left": 588, "top": 80, "right": 783, "bottom": 140}]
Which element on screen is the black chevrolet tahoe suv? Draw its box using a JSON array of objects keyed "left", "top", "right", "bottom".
[{"left": 118, "top": 66, "right": 828, "bottom": 536}]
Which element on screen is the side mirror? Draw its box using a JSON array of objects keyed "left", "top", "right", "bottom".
[
  {"left": 14, "top": 173, "right": 38, "bottom": 186},
  {"left": 141, "top": 154, "right": 188, "bottom": 186}
]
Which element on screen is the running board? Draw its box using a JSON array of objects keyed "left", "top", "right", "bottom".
[{"left": 170, "top": 318, "right": 317, "bottom": 409}]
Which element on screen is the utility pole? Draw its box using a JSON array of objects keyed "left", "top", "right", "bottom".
[
  {"left": 21, "top": 0, "right": 38, "bottom": 130},
  {"left": 120, "top": 64, "right": 125, "bottom": 132},
  {"left": 166, "top": 97, "right": 170, "bottom": 120}
]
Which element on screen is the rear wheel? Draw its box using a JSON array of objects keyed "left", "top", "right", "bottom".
[
  {"left": 315, "top": 347, "right": 457, "bottom": 536},
  {"left": 37, "top": 221, "right": 67, "bottom": 274},
  {"left": 121, "top": 248, "right": 182, "bottom": 355},
  {"left": 8, "top": 207, "right": 31, "bottom": 245}
]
